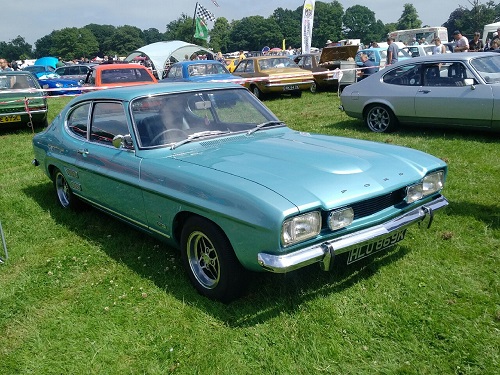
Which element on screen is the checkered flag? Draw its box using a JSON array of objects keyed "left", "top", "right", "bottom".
[{"left": 196, "top": 3, "right": 216, "bottom": 22}]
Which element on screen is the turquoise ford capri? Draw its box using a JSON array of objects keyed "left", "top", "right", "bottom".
[{"left": 32, "top": 82, "right": 448, "bottom": 302}]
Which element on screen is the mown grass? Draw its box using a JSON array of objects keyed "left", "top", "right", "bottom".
[{"left": 0, "top": 92, "right": 499, "bottom": 374}]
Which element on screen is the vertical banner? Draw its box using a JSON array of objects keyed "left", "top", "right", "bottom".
[{"left": 301, "top": 0, "right": 315, "bottom": 54}]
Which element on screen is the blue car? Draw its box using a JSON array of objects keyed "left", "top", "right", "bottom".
[
  {"left": 22, "top": 65, "right": 81, "bottom": 95},
  {"left": 355, "top": 47, "right": 411, "bottom": 69},
  {"left": 32, "top": 82, "right": 448, "bottom": 302},
  {"left": 160, "top": 60, "right": 239, "bottom": 83}
]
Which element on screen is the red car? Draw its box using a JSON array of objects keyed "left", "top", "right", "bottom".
[{"left": 84, "top": 63, "right": 157, "bottom": 89}]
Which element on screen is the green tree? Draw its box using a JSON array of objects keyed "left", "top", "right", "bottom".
[
  {"left": 84, "top": 24, "right": 117, "bottom": 57},
  {"left": 443, "top": 1, "right": 498, "bottom": 38},
  {"left": 396, "top": 4, "right": 422, "bottom": 30},
  {"left": 342, "top": 5, "right": 386, "bottom": 44},
  {"left": 209, "top": 17, "right": 232, "bottom": 53},
  {"left": 102, "top": 25, "right": 144, "bottom": 56},
  {"left": 142, "top": 28, "right": 164, "bottom": 45},
  {"left": 228, "top": 16, "right": 283, "bottom": 51},
  {"left": 34, "top": 33, "right": 55, "bottom": 58},
  {"left": 49, "top": 28, "right": 99, "bottom": 60},
  {"left": 312, "top": 1, "right": 344, "bottom": 48},
  {"left": 164, "top": 14, "right": 201, "bottom": 45},
  {"left": 271, "top": 7, "right": 302, "bottom": 50},
  {"left": 0, "top": 36, "right": 32, "bottom": 61}
]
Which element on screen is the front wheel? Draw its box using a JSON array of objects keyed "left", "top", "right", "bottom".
[
  {"left": 180, "top": 216, "right": 248, "bottom": 302},
  {"left": 364, "top": 104, "right": 398, "bottom": 133}
]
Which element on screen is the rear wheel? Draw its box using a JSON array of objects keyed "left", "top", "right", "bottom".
[
  {"left": 364, "top": 104, "right": 398, "bottom": 133},
  {"left": 250, "top": 85, "right": 263, "bottom": 99},
  {"left": 310, "top": 81, "right": 318, "bottom": 93},
  {"left": 180, "top": 216, "right": 248, "bottom": 302},
  {"left": 52, "top": 168, "right": 82, "bottom": 209}
]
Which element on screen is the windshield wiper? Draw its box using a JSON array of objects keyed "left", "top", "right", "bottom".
[
  {"left": 170, "top": 130, "right": 229, "bottom": 149},
  {"left": 246, "top": 121, "right": 285, "bottom": 135}
]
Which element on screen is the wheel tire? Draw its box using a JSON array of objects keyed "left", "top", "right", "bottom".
[
  {"left": 364, "top": 104, "right": 398, "bottom": 133},
  {"left": 310, "top": 81, "right": 318, "bottom": 93},
  {"left": 250, "top": 85, "right": 262, "bottom": 99},
  {"left": 53, "top": 168, "right": 82, "bottom": 209},
  {"left": 180, "top": 216, "right": 248, "bottom": 302}
]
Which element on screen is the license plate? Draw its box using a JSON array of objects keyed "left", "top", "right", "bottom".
[
  {"left": 346, "top": 229, "right": 407, "bottom": 265},
  {"left": 283, "top": 85, "right": 299, "bottom": 91},
  {"left": 0, "top": 115, "right": 21, "bottom": 124}
]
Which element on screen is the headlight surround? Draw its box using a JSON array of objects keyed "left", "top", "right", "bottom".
[
  {"left": 281, "top": 211, "right": 321, "bottom": 247},
  {"left": 328, "top": 207, "right": 354, "bottom": 231},
  {"left": 406, "top": 171, "right": 444, "bottom": 203}
]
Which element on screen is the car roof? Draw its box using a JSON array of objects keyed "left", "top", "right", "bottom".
[
  {"left": 0, "top": 71, "right": 37, "bottom": 76},
  {"left": 70, "top": 81, "right": 244, "bottom": 102},
  {"left": 391, "top": 51, "right": 495, "bottom": 65},
  {"left": 174, "top": 61, "right": 225, "bottom": 66},
  {"left": 93, "top": 63, "right": 146, "bottom": 71}
]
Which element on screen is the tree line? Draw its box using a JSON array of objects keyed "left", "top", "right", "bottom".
[{"left": 1, "top": 1, "right": 500, "bottom": 62}]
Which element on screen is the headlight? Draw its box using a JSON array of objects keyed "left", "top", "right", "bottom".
[
  {"left": 328, "top": 207, "right": 354, "bottom": 230},
  {"left": 406, "top": 171, "right": 444, "bottom": 203},
  {"left": 55, "top": 83, "right": 63, "bottom": 88},
  {"left": 281, "top": 211, "right": 321, "bottom": 247}
]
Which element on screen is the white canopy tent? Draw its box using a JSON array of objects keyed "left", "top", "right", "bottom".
[
  {"left": 482, "top": 22, "right": 500, "bottom": 44},
  {"left": 125, "top": 40, "right": 213, "bottom": 78}
]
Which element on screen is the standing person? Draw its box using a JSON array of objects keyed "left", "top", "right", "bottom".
[
  {"left": 469, "top": 32, "right": 484, "bottom": 52},
  {"left": 432, "top": 38, "right": 446, "bottom": 54},
  {"left": 453, "top": 30, "right": 469, "bottom": 52},
  {"left": 0, "top": 58, "right": 13, "bottom": 72},
  {"left": 386, "top": 37, "right": 398, "bottom": 66},
  {"left": 238, "top": 50, "right": 245, "bottom": 61}
]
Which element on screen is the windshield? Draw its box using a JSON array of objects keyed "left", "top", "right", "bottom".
[
  {"left": 470, "top": 55, "right": 500, "bottom": 83},
  {"left": 131, "top": 88, "right": 280, "bottom": 148},
  {"left": 258, "top": 58, "right": 298, "bottom": 70}
]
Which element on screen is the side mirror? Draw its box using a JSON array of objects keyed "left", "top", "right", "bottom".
[{"left": 112, "top": 134, "right": 133, "bottom": 149}]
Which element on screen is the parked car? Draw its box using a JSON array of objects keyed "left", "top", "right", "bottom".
[
  {"left": 354, "top": 47, "right": 411, "bottom": 69},
  {"left": 32, "top": 82, "right": 448, "bottom": 302},
  {"left": 160, "top": 61, "right": 239, "bottom": 83},
  {"left": 225, "top": 57, "right": 238, "bottom": 72},
  {"left": 0, "top": 71, "right": 48, "bottom": 128},
  {"left": 54, "top": 63, "right": 96, "bottom": 82},
  {"left": 23, "top": 65, "right": 82, "bottom": 95},
  {"left": 402, "top": 45, "right": 451, "bottom": 57},
  {"left": 83, "top": 63, "right": 157, "bottom": 88},
  {"left": 232, "top": 56, "right": 314, "bottom": 98},
  {"left": 340, "top": 52, "right": 500, "bottom": 132},
  {"left": 294, "top": 53, "right": 335, "bottom": 92}
]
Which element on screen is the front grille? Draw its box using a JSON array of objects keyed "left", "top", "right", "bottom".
[{"left": 322, "top": 187, "right": 407, "bottom": 227}]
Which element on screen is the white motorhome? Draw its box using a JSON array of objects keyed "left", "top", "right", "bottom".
[{"left": 388, "top": 27, "right": 448, "bottom": 45}]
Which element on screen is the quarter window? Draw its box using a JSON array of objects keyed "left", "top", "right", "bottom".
[
  {"left": 67, "top": 103, "right": 91, "bottom": 139},
  {"left": 383, "top": 64, "right": 422, "bottom": 86}
]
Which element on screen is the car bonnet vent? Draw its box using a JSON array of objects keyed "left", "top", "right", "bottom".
[{"left": 199, "top": 134, "right": 251, "bottom": 148}]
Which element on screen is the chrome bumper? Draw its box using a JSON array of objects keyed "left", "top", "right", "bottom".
[{"left": 257, "top": 195, "right": 448, "bottom": 273}]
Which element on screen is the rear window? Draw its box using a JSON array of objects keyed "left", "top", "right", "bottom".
[{"left": 101, "top": 68, "right": 154, "bottom": 84}]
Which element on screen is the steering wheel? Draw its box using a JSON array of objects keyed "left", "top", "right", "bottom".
[{"left": 150, "top": 128, "right": 188, "bottom": 145}]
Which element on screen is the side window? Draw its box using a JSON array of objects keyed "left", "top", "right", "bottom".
[
  {"left": 90, "top": 102, "right": 129, "bottom": 145},
  {"left": 424, "top": 62, "right": 474, "bottom": 87},
  {"left": 383, "top": 64, "right": 422, "bottom": 86},
  {"left": 303, "top": 56, "right": 312, "bottom": 69},
  {"left": 67, "top": 103, "right": 91, "bottom": 139},
  {"left": 234, "top": 61, "right": 246, "bottom": 73},
  {"left": 245, "top": 60, "right": 254, "bottom": 73}
]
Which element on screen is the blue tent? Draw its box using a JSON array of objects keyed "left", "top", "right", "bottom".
[{"left": 34, "top": 57, "right": 59, "bottom": 69}]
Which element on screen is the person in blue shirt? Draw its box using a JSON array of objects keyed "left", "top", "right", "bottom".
[
  {"left": 358, "top": 53, "right": 377, "bottom": 80},
  {"left": 386, "top": 37, "right": 399, "bottom": 66}
]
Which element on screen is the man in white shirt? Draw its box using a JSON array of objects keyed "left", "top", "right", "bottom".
[{"left": 453, "top": 30, "right": 469, "bottom": 52}]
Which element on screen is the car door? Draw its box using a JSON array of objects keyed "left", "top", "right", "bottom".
[
  {"left": 414, "top": 62, "right": 493, "bottom": 128},
  {"left": 73, "top": 100, "right": 147, "bottom": 225}
]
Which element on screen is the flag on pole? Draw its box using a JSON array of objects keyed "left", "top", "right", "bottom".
[
  {"left": 301, "top": 0, "right": 316, "bottom": 54},
  {"left": 196, "top": 3, "right": 216, "bottom": 22},
  {"left": 211, "top": 0, "right": 220, "bottom": 6},
  {"left": 194, "top": 17, "right": 209, "bottom": 40}
]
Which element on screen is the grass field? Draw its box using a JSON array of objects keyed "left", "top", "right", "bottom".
[{"left": 0, "top": 92, "right": 499, "bottom": 374}]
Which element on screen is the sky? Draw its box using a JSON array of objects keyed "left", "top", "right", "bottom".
[{"left": 3, "top": 0, "right": 462, "bottom": 46}]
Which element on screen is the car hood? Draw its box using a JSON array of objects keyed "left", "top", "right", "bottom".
[{"left": 170, "top": 130, "right": 442, "bottom": 210}]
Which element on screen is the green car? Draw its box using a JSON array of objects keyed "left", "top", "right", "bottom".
[
  {"left": 0, "top": 71, "right": 48, "bottom": 128},
  {"left": 32, "top": 82, "right": 448, "bottom": 302}
]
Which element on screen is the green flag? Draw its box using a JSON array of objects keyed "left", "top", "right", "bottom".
[{"left": 194, "top": 17, "right": 209, "bottom": 40}]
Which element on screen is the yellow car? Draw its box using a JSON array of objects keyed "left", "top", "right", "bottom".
[{"left": 232, "top": 56, "right": 314, "bottom": 99}]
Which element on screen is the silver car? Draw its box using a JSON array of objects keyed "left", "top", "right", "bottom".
[{"left": 340, "top": 52, "right": 500, "bottom": 132}]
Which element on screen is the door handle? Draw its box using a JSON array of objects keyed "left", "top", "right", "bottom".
[
  {"left": 418, "top": 90, "right": 431, "bottom": 94},
  {"left": 77, "top": 149, "right": 89, "bottom": 156}
]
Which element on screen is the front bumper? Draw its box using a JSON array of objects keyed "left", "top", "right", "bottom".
[{"left": 257, "top": 195, "right": 448, "bottom": 273}]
